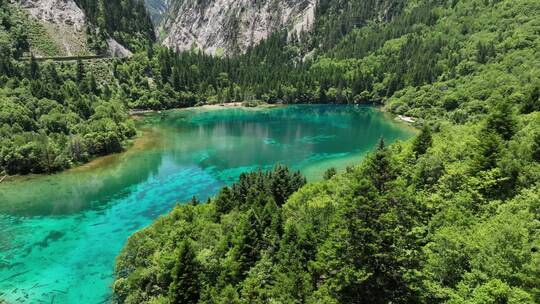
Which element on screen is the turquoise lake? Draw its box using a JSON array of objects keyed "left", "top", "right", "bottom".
[{"left": 0, "top": 105, "right": 415, "bottom": 303}]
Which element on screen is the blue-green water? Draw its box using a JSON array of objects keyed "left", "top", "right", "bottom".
[{"left": 0, "top": 105, "right": 414, "bottom": 303}]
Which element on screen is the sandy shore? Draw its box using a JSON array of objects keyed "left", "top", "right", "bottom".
[
  {"left": 198, "top": 102, "right": 244, "bottom": 109},
  {"left": 397, "top": 115, "right": 416, "bottom": 123},
  {"left": 130, "top": 102, "right": 277, "bottom": 116}
]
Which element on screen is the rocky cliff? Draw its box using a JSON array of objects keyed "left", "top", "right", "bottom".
[
  {"left": 15, "top": 0, "right": 132, "bottom": 57},
  {"left": 158, "top": 0, "right": 316, "bottom": 55},
  {"left": 144, "top": 0, "right": 172, "bottom": 24},
  {"left": 17, "top": 0, "right": 90, "bottom": 56}
]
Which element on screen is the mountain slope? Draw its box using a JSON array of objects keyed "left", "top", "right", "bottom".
[
  {"left": 0, "top": 1, "right": 144, "bottom": 175},
  {"left": 112, "top": 0, "right": 540, "bottom": 303},
  {"left": 144, "top": 0, "right": 171, "bottom": 24},
  {"left": 14, "top": 0, "right": 94, "bottom": 56},
  {"left": 13, "top": 0, "right": 154, "bottom": 57},
  {"left": 157, "top": 0, "right": 316, "bottom": 55}
]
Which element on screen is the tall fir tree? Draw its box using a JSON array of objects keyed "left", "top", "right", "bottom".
[
  {"left": 169, "top": 241, "right": 201, "bottom": 304},
  {"left": 412, "top": 125, "right": 433, "bottom": 157}
]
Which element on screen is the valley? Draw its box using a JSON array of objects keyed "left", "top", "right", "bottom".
[
  {"left": 0, "top": 0, "right": 539, "bottom": 303},
  {"left": 0, "top": 105, "right": 413, "bottom": 302}
]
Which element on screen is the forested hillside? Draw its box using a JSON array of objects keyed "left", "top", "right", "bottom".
[
  {"left": 74, "top": 0, "right": 155, "bottom": 51},
  {"left": 109, "top": 0, "right": 539, "bottom": 117},
  {"left": 2, "top": 0, "right": 538, "bottom": 175},
  {"left": 114, "top": 116, "right": 540, "bottom": 303},
  {"left": 112, "top": 0, "right": 540, "bottom": 303},
  {"left": 0, "top": 1, "right": 147, "bottom": 174}
]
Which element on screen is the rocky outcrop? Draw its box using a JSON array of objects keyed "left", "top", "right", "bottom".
[
  {"left": 16, "top": 0, "right": 89, "bottom": 56},
  {"left": 159, "top": 0, "right": 316, "bottom": 55},
  {"left": 15, "top": 0, "right": 132, "bottom": 57},
  {"left": 144, "top": 0, "right": 172, "bottom": 24},
  {"left": 18, "top": 0, "right": 86, "bottom": 31},
  {"left": 106, "top": 38, "right": 133, "bottom": 58}
]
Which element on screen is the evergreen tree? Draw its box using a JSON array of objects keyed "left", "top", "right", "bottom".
[
  {"left": 215, "top": 186, "right": 235, "bottom": 214},
  {"left": 76, "top": 59, "right": 85, "bottom": 82},
  {"left": 323, "top": 167, "right": 337, "bottom": 180},
  {"left": 169, "top": 241, "right": 201, "bottom": 304},
  {"left": 412, "top": 125, "right": 433, "bottom": 157},
  {"left": 473, "top": 130, "right": 503, "bottom": 172},
  {"left": 28, "top": 55, "right": 39, "bottom": 79},
  {"left": 364, "top": 138, "right": 397, "bottom": 193},
  {"left": 189, "top": 196, "right": 199, "bottom": 206},
  {"left": 486, "top": 101, "right": 517, "bottom": 141},
  {"left": 231, "top": 210, "right": 262, "bottom": 280},
  {"left": 268, "top": 165, "right": 306, "bottom": 207}
]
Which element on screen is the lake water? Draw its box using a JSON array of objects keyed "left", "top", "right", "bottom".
[{"left": 0, "top": 105, "right": 414, "bottom": 303}]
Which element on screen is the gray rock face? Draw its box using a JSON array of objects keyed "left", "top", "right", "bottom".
[
  {"left": 144, "top": 0, "right": 173, "bottom": 24},
  {"left": 106, "top": 38, "right": 133, "bottom": 58},
  {"left": 18, "top": 0, "right": 86, "bottom": 32},
  {"left": 159, "top": 0, "right": 316, "bottom": 55},
  {"left": 15, "top": 0, "right": 132, "bottom": 57}
]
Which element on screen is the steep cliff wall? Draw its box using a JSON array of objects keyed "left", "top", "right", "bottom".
[
  {"left": 144, "top": 0, "right": 172, "bottom": 24},
  {"left": 17, "top": 0, "right": 91, "bottom": 56},
  {"left": 15, "top": 0, "right": 141, "bottom": 57},
  {"left": 159, "top": 0, "right": 316, "bottom": 55}
]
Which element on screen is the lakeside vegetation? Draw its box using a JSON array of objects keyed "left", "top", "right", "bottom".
[
  {"left": 111, "top": 0, "right": 540, "bottom": 303},
  {"left": 2, "top": 0, "right": 539, "bottom": 175},
  {"left": 113, "top": 112, "right": 540, "bottom": 302},
  {"left": 0, "top": 2, "right": 148, "bottom": 175},
  {"left": 0, "top": 0, "right": 539, "bottom": 302}
]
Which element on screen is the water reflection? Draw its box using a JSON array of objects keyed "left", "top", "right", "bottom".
[{"left": 0, "top": 105, "right": 414, "bottom": 303}]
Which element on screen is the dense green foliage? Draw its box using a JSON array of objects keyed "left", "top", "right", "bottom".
[
  {"left": 0, "top": 3, "right": 139, "bottom": 174},
  {"left": 75, "top": 0, "right": 155, "bottom": 52},
  {"left": 114, "top": 110, "right": 540, "bottom": 302},
  {"left": 106, "top": 0, "right": 539, "bottom": 116},
  {"left": 3, "top": 0, "right": 540, "bottom": 300},
  {"left": 112, "top": 0, "right": 540, "bottom": 303},
  {"left": 113, "top": 166, "right": 307, "bottom": 302}
]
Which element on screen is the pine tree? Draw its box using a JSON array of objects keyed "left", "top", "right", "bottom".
[
  {"left": 189, "top": 196, "right": 199, "bottom": 206},
  {"left": 412, "top": 125, "right": 433, "bottom": 157},
  {"left": 486, "top": 101, "right": 517, "bottom": 141},
  {"left": 215, "top": 186, "right": 235, "bottom": 214},
  {"left": 365, "top": 137, "right": 397, "bottom": 193},
  {"left": 323, "top": 167, "right": 337, "bottom": 180},
  {"left": 271, "top": 165, "right": 293, "bottom": 206},
  {"left": 169, "top": 241, "right": 201, "bottom": 304},
  {"left": 76, "top": 59, "right": 85, "bottom": 82},
  {"left": 29, "top": 55, "right": 39, "bottom": 79},
  {"left": 232, "top": 210, "right": 262, "bottom": 280},
  {"left": 473, "top": 130, "right": 503, "bottom": 172},
  {"left": 270, "top": 165, "right": 306, "bottom": 206}
]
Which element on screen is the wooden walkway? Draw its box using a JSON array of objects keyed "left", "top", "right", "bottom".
[{"left": 22, "top": 55, "right": 111, "bottom": 62}]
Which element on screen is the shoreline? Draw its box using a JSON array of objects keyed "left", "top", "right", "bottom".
[
  {"left": 0, "top": 130, "right": 157, "bottom": 185},
  {"left": 373, "top": 106, "right": 419, "bottom": 133},
  {"left": 397, "top": 114, "right": 416, "bottom": 123},
  {"left": 3, "top": 103, "right": 415, "bottom": 182},
  {"left": 130, "top": 102, "right": 279, "bottom": 116}
]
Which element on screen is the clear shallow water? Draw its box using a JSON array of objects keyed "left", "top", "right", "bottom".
[{"left": 0, "top": 105, "right": 414, "bottom": 303}]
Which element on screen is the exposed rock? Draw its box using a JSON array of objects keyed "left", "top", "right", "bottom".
[
  {"left": 107, "top": 38, "right": 133, "bottom": 58},
  {"left": 17, "top": 0, "right": 86, "bottom": 32},
  {"left": 144, "top": 0, "right": 173, "bottom": 24},
  {"left": 159, "top": 0, "right": 316, "bottom": 55},
  {"left": 15, "top": 0, "right": 134, "bottom": 57}
]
